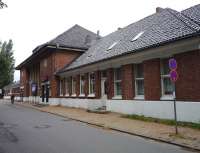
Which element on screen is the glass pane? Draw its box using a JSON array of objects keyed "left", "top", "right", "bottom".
[
  {"left": 115, "top": 68, "right": 121, "bottom": 80},
  {"left": 163, "top": 77, "right": 174, "bottom": 95},
  {"left": 136, "top": 64, "right": 144, "bottom": 78},
  {"left": 136, "top": 80, "right": 144, "bottom": 95},
  {"left": 162, "top": 59, "right": 170, "bottom": 75},
  {"left": 115, "top": 82, "right": 122, "bottom": 96}
]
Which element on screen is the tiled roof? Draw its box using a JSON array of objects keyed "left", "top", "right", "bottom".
[
  {"left": 47, "top": 24, "right": 99, "bottom": 49},
  {"left": 60, "top": 7, "right": 200, "bottom": 72},
  {"left": 181, "top": 4, "right": 200, "bottom": 25},
  {"left": 16, "top": 25, "right": 99, "bottom": 69}
]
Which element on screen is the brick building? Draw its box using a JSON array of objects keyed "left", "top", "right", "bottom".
[
  {"left": 16, "top": 24, "right": 99, "bottom": 103},
  {"left": 56, "top": 5, "right": 200, "bottom": 123},
  {"left": 16, "top": 5, "right": 200, "bottom": 123}
]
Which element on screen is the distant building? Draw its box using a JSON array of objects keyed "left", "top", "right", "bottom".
[{"left": 3, "top": 81, "right": 20, "bottom": 100}]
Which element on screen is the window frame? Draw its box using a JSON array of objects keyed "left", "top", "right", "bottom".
[
  {"left": 134, "top": 63, "right": 144, "bottom": 99},
  {"left": 113, "top": 67, "right": 122, "bottom": 99},
  {"left": 71, "top": 76, "right": 76, "bottom": 96},
  {"left": 79, "top": 74, "right": 85, "bottom": 96},
  {"left": 88, "top": 72, "right": 95, "bottom": 96},
  {"left": 65, "top": 78, "right": 70, "bottom": 96},
  {"left": 160, "top": 58, "right": 174, "bottom": 100},
  {"left": 59, "top": 79, "right": 64, "bottom": 96}
]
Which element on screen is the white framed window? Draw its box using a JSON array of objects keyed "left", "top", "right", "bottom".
[
  {"left": 134, "top": 63, "right": 144, "bottom": 99},
  {"left": 114, "top": 68, "right": 122, "bottom": 98},
  {"left": 43, "top": 59, "right": 47, "bottom": 68},
  {"left": 160, "top": 59, "right": 174, "bottom": 99},
  {"left": 80, "top": 75, "right": 85, "bottom": 96},
  {"left": 89, "top": 72, "right": 95, "bottom": 96},
  {"left": 59, "top": 79, "right": 64, "bottom": 96},
  {"left": 65, "top": 78, "right": 70, "bottom": 96},
  {"left": 71, "top": 77, "right": 76, "bottom": 96}
]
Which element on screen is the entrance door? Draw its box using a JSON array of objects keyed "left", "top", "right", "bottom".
[{"left": 41, "top": 84, "right": 49, "bottom": 103}]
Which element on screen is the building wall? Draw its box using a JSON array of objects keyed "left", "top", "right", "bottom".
[
  {"left": 58, "top": 50, "right": 200, "bottom": 102},
  {"left": 144, "top": 59, "right": 161, "bottom": 100},
  {"left": 175, "top": 50, "right": 200, "bottom": 101},
  {"left": 51, "top": 51, "right": 81, "bottom": 97}
]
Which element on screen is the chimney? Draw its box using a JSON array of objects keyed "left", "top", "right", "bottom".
[
  {"left": 156, "top": 7, "right": 164, "bottom": 13},
  {"left": 96, "top": 30, "right": 100, "bottom": 40}
]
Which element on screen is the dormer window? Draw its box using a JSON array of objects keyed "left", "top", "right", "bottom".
[
  {"left": 107, "top": 42, "right": 118, "bottom": 51},
  {"left": 131, "top": 31, "right": 144, "bottom": 42}
]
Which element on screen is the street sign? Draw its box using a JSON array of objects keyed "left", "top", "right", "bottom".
[
  {"left": 169, "top": 58, "right": 177, "bottom": 70},
  {"left": 168, "top": 58, "right": 178, "bottom": 134},
  {"left": 170, "top": 70, "right": 178, "bottom": 82}
]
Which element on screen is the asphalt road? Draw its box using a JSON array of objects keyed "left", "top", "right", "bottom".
[{"left": 0, "top": 100, "right": 198, "bottom": 153}]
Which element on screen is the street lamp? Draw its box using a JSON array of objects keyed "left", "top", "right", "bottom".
[{"left": 0, "top": 0, "right": 7, "bottom": 9}]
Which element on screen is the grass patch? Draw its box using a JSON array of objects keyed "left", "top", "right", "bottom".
[{"left": 122, "top": 114, "right": 200, "bottom": 130}]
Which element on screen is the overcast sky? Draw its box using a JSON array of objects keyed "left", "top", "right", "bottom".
[{"left": 0, "top": 0, "right": 199, "bottom": 81}]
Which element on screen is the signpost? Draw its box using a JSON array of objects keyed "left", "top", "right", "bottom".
[{"left": 169, "top": 58, "right": 178, "bottom": 134}]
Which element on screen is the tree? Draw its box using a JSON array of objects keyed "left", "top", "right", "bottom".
[
  {"left": 0, "top": 40, "right": 15, "bottom": 88},
  {"left": 0, "top": 0, "right": 7, "bottom": 9}
]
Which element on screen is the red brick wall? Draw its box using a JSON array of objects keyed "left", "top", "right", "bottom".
[
  {"left": 76, "top": 75, "right": 80, "bottom": 96},
  {"left": 54, "top": 51, "right": 81, "bottom": 72},
  {"left": 84, "top": 73, "right": 89, "bottom": 96},
  {"left": 144, "top": 59, "right": 161, "bottom": 100},
  {"left": 51, "top": 51, "right": 81, "bottom": 97},
  {"left": 175, "top": 50, "right": 200, "bottom": 101},
  {"left": 107, "top": 68, "right": 114, "bottom": 99},
  {"left": 122, "top": 64, "right": 134, "bottom": 100},
  {"left": 95, "top": 71, "right": 101, "bottom": 98},
  {"left": 20, "top": 68, "right": 29, "bottom": 97}
]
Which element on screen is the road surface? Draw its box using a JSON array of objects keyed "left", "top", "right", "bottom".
[{"left": 0, "top": 100, "right": 198, "bottom": 153}]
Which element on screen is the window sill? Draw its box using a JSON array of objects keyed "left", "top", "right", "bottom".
[
  {"left": 160, "top": 95, "right": 174, "bottom": 100},
  {"left": 79, "top": 94, "right": 85, "bottom": 97},
  {"left": 112, "top": 95, "right": 122, "bottom": 100},
  {"left": 134, "top": 95, "right": 144, "bottom": 100},
  {"left": 88, "top": 94, "right": 95, "bottom": 97},
  {"left": 71, "top": 94, "right": 76, "bottom": 97}
]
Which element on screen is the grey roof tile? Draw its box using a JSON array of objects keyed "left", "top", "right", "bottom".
[
  {"left": 181, "top": 4, "right": 200, "bottom": 25},
  {"left": 60, "top": 8, "right": 200, "bottom": 72}
]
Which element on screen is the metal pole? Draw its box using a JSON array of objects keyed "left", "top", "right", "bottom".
[{"left": 173, "top": 89, "right": 178, "bottom": 134}]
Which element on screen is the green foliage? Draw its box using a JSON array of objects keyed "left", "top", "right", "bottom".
[
  {"left": 0, "top": 40, "right": 15, "bottom": 88},
  {"left": 122, "top": 114, "right": 200, "bottom": 130}
]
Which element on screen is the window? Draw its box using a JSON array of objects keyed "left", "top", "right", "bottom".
[
  {"left": 135, "top": 64, "right": 144, "bottom": 97},
  {"left": 114, "top": 68, "right": 122, "bottom": 97},
  {"left": 71, "top": 77, "right": 76, "bottom": 96},
  {"left": 59, "top": 79, "right": 64, "bottom": 96},
  {"left": 80, "top": 75, "right": 85, "bottom": 96},
  {"left": 107, "top": 42, "right": 118, "bottom": 51},
  {"left": 89, "top": 73, "right": 95, "bottom": 95},
  {"left": 161, "top": 59, "right": 174, "bottom": 97},
  {"left": 43, "top": 59, "right": 47, "bottom": 68},
  {"left": 65, "top": 78, "right": 70, "bottom": 96},
  {"left": 131, "top": 31, "right": 144, "bottom": 42}
]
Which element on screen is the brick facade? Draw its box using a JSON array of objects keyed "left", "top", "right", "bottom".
[
  {"left": 121, "top": 64, "right": 134, "bottom": 100},
  {"left": 83, "top": 73, "right": 88, "bottom": 97},
  {"left": 76, "top": 75, "right": 80, "bottom": 96},
  {"left": 107, "top": 68, "right": 114, "bottom": 99},
  {"left": 94, "top": 71, "right": 101, "bottom": 98},
  {"left": 144, "top": 59, "right": 161, "bottom": 100},
  {"left": 175, "top": 50, "right": 200, "bottom": 101}
]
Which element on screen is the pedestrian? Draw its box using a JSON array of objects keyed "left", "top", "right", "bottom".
[{"left": 11, "top": 94, "right": 15, "bottom": 104}]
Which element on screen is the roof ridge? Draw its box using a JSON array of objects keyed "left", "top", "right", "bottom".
[{"left": 166, "top": 8, "right": 200, "bottom": 32}]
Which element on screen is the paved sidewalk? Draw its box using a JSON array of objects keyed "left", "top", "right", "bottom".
[{"left": 17, "top": 102, "right": 200, "bottom": 151}]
